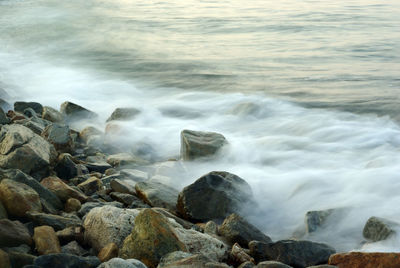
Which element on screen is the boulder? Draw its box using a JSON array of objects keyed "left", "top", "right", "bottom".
[
  {"left": 42, "top": 106, "right": 64, "bottom": 123},
  {"left": 83, "top": 205, "right": 140, "bottom": 252},
  {"left": 33, "top": 226, "right": 61, "bottom": 255},
  {"left": 0, "top": 124, "right": 57, "bottom": 177},
  {"left": 362, "top": 216, "right": 399, "bottom": 242},
  {"left": 98, "top": 243, "right": 119, "bottom": 262},
  {"left": 0, "top": 179, "right": 42, "bottom": 217},
  {"left": 77, "top": 177, "right": 102, "bottom": 196},
  {"left": 107, "top": 107, "right": 140, "bottom": 122},
  {"left": 60, "top": 101, "right": 97, "bottom": 120},
  {"left": 34, "top": 253, "right": 100, "bottom": 268},
  {"left": 177, "top": 171, "right": 253, "bottom": 221},
  {"left": 256, "top": 261, "right": 292, "bottom": 268},
  {"left": 111, "top": 179, "right": 136, "bottom": 195},
  {"left": 27, "top": 212, "right": 82, "bottom": 231},
  {"left": 0, "top": 200, "right": 7, "bottom": 219},
  {"left": 41, "top": 176, "right": 88, "bottom": 202},
  {"left": 98, "top": 258, "right": 148, "bottom": 268},
  {"left": 119, "top": 209, "right": 187, "bottom": 268},
  {"left": 65, "top": 198, "right": 82, "bottom": 213},
  {"left": 0, "top": 169, "right": 63, "bottom": 211},
  {"left": 180, "top": 130, "right": 227, "bottom": 161},
  {"left": 14, "top": 102, "right": 43, "bottom": 115},
  {"left": 77, "top": 201, "right": 123, "bottom": 218},
  {"left": 61, "top": 241, "right": 87, "bottom": 256},
  {"left": 55, "top": 153, "right": 88, "bottom": 180},
  {"left": 0, "top": 219, "right": 32, "bottom": 247},
  {"left": 41, "top": 123, "right": 73, "bottom": 152},
  {"left": 249, "top": 240, "right": 335, "bottom": 268},
  {"left": 219, "top": 213, "right": 271, "bottom": 247},
  {"left": 0, "top": 249, "right": 11, "bottom": 268},
  {"left": 135, "top": 181, "right": 179, "bottom": 212},
  {"left": 329, "top": 252, "right": 400, "bottom": 268}
]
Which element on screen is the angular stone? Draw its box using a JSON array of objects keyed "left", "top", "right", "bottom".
[
  {"left": 27, "top": 212, "right": 82, "bottom": 231},
  {"left": 110, "top": 192, "right": 139, "bottom": 206},
  {"left": 119, "top": 209, "right": 187, "bottom": 268},
  {"left": 77, "top": 177, "right": 102, "bottom": 196},
  {"left": 256, "top": 261, "right": 292, "bottom": 268},
  {"left": 0, "top": 249, "right": 11, "bottom": 268},
  {"left": 362, "top": 216, "right": 399, "bottom": 242},
  {"left": 14, "top": 102, "right": 43, "bottom": 115},
  {"left": 106, "top": 107, "right": 140, "bottom": 122},
  {"left": 0, "top": 124, "right": 57, "bottom": 177},
  {"left": 180, "top": 130, "right": 227, "bottom": 161},
  {"left": 0, "top": 179, "right": 42, "bottom": 217},
  {"left": 177, "top": 171, "right": 253, "bottom": 221},
  {"left": 0, "top": 219, "right": 32, "bottom": 247},
  {"left": 41, "top": 176, "right": 88, "bottom": 202},
  {"left": 98, "top": 242, "right": 119, "bottom": 262},
  {"left": 249, "top": 240, "right": 335, "bottom": 268},
  {"left": 111, "top": 179, "right": 136, "bottom": 195},
  {"left": 77, "top": 201, "right": 123, "bottom": 218},
  {"left": 85, "top": 162, "right": 112, "bottom": 173},
  {"left": 0, "top": 169, "right": 63, "bottom": 211},
  {"left": 34, "top": 253, "right": 100, "bottom": 268},
  {"left": 60, "top": 101, "right": 98, "bottom": 120},
  {"left": 61, "top": 241, "right": 87, "bottom": 256},
  {"left": 219, "top": 213, "right": 271, "bottom": 247},
  {"left": 329, "top": 252, "right": 400, "bottom": 268},
  {"left": 65, "top": 198, "right": 82, "bottom": 213},
  {"left": 135, "top": 181, "right": 179, "bottom": 212},
  {"left": 33, "top": 226, "right": 61, "bottom": 255},
  {"left": 98, "top": 258, "right": 148, "bottom": 268},
  {"left": 42, "top": 106, "right": 64, "bottom": 123},
  {"left": 55, "top": 153, "right": 88, "bottom": 180},
  {"left": 83, "top": 205, "right": 140, "bottom": 252},
  {"left": 41, "top": 123, "right": 73, "bottom": 152}
]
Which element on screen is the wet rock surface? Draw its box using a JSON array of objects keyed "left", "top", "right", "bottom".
[{"left": 180, "top": 129, "right": 227, "bottom": 160}]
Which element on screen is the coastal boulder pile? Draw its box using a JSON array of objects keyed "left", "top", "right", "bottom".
[{"left": 0, "top": 97, "right": 397, "bottom": 268}]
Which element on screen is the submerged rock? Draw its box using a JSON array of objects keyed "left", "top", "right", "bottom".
[
  {"left": 329, "top": 252, "right": 400, "bottom": 268},
  {"left": 107, "top": 107, "right": 140, "bottom": 122},
  {"left": 219, "top": 213, "right": 271, "bottom": 247},
  {"left": 362, "top": 216, "right": 399, "bottom": 242},
  {"left": 180, "top": 130, "right": 227, "bottom": 161},
  {"left": 177, "top": 171, "right": 253, "bottom": 221},
  {"left": 249, "top": 240, "right": 335, "bottom": 268},
  {"left": 0, "top": 124, "right": 57, "bottom": 177},
  {"left": 60, "top": 101, "right": 97, "bottom": 120}
]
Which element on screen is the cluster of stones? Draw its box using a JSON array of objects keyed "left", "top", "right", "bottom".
[{"left": 0, "top": 95, "right": 399, "bottom": 268}]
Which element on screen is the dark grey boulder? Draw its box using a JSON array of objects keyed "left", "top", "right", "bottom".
[
  {"left": 26, "top": 212, "right": 82, "bottom": 231},
  {"left": 55, "top": 154, "right": 88, "bottom": 180},
  {"left": 177, "top": 171, "right": 253, "bottom": 221},
  {"left": 34, "top": 253, "right": 100, "bottom": 268},
  {"left": 219, "top": 213, "right": 271, "bottom": 247},
  {"left": 0, "top": 219, "right": 32, "bottom": 247},
  {"left": 249, "top": 240, "right": 335, "bottom": 268},
  {"left": 41, "top": 123, "right": 73, "bottom": 152},
  {"left": 110, "top": 192, "right": 140, "bottom": 206},
  {"left": 14, "top": 101, "right": 43, "bottom": 115},
  {"left": 363, "top": 216, "right": 399, "bottom": 242},
  {"left": 85, "top": 162, "right": 112, "bottom": 173},
  {"left": 180, "top": 130, "right": 227, "bottom": 161},
  {"left": 0, "top": 168, "right": 63, "bottom": 211},
  {"left": 106, "top": 107, "right": 140, "bottom": 122},
  {"left": 60, "top": 101, "right": 97, "bottom": 120}
]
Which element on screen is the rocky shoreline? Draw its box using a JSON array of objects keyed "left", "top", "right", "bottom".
[{"left": 0, "top": 97, "right": 399, "bottom": 268}]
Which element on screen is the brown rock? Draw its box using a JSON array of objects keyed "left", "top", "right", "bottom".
[
  {"left": 41, "top": 176, "right": 88, "bottom": 202},
  {"left": 329, "top": 252, "right": 400, "bottom": 268},
  {"left": 33, "top": 225, "right": 61, "bottom": 255},
  {"left": 65, "top": 198, "right": 82, "bottom": 213},
  {"left": 98, "top": 242, "right": 119, "bottom": 262},
  {"left": 0, "top": 219, "right": 32, "bottom": 247},
  {"left": 0, "top": 179, "right": 42, "bottom": 217},
  {"left": 0, "top": 249, "right": 11, "bottom": 268},
  {"left": 77, "top": 177, "right": 102, "bottom": 195}
]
